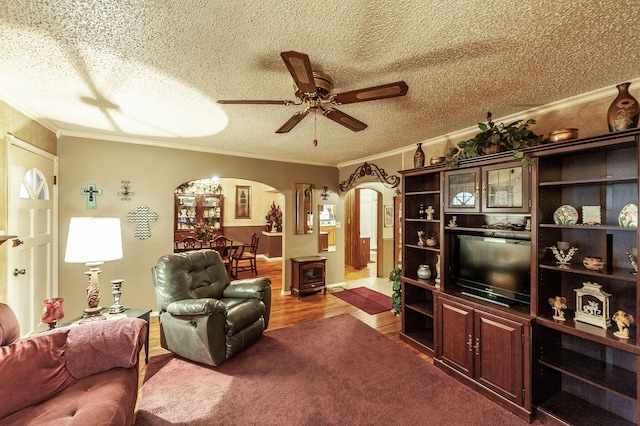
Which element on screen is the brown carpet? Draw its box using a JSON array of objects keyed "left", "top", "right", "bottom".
[
  {"left": 331, "top": 286, "right": 392, "bottom": 314},
  {"left": 135, "top": 314, "right": 528, "bottom": 426}
]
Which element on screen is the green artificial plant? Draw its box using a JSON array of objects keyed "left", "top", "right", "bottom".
[
  {"left": 445, "top": 112, "right": 548, "bottom": 167},
  {"left": 389, "top": 262, "right": 402, "bottom": 316}
]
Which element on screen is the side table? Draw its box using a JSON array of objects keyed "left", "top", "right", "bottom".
[{"left": 62, "top": 307, "right": 152, "bottom": 363}]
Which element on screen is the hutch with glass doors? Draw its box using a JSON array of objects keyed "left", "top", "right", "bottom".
[
  {"left": 174, "top": 192, "right": 224, "bottom": 242},
  {"left": 400, "top": 128, "right": 640, "bottom": 425}
]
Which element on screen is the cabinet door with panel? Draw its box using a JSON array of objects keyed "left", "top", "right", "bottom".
[
  {"left": 436, "top": 295, "right": 525, "bottom": 406},
  {"left": 474, "top": 309, "right": 524, "bottom": 405}
]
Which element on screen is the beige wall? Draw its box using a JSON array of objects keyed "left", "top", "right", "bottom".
[
  {"left": 0, "top": 100, "right": 57, "bottom": 302},
  {"left": 3, "top": 81, "right": 639, "bottom": 315},
  {"left": 57, "top": 137, "right": 340, "bottom": 316}
]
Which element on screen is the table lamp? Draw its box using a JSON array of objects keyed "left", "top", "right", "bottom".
[{"left": 64, "top": 217, "right": 123, "bottom": 322}]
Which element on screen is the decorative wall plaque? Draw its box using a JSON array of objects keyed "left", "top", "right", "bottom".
[{"left": 574, "top": 282, "right": 611, "bottom": 329}]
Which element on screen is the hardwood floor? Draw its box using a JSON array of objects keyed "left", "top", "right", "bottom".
[{"left": 138, "top": 256, "right": 432, "bottom": 386}]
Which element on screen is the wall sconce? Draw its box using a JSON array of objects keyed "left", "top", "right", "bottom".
[
  {"left": 321, "top": 186, "right": 330, "bottom": 200},
  {"left": 118, "top": 180, "right": 134, "bottom": 200}
]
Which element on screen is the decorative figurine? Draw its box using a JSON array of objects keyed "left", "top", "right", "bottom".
[
  {"left": 627, "top": 247, "right": 638, "bottom": 275},
  {"left": 549, "top": 241, "right": 578, "bottom": 266},
  {"left": 418, "top": 204, "right": 425, "bottom": 219},
  {"left": 612, "top": 310, "right": 634, "bottom": 339},
  {"left": 448, "top": 216, "right": 457, "bottom": 227},
  {"left": 417, "top": 231, "right": 425, "bottom": 246},
  {"left": 549, "top": 296, "right": 567, "bottom": 321},
  {"left": 426, "top": 236, "right": 437, "bottom": 247},
  {"left": 426, "top": 205, "right": 435, "bottom": 221},
  {"left": 574, "top": 282, "right": 612, "bottom": 329}
]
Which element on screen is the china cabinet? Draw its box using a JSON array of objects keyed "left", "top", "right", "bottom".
[{"left": 174, "top": 192, "right": 224, "bottom": 241}]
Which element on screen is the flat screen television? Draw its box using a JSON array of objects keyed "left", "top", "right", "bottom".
[{"left": 451, "top": 234, "right": 531, "bottom": 307}]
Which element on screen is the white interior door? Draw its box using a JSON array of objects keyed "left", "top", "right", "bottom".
[{"left": 7, "top": 136, "right": 58, "bottom": 335}]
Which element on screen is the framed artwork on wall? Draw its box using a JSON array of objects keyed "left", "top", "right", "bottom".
[
  {"left": 235, "top": 186, "right": 251, "bottom": 219},
  {"left": 384, "top": 205, "right": 393, "bottom": 227}
]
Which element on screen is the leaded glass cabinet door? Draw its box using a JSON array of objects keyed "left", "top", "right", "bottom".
[
  {"left": 482, "top": 162, "right": 530, "bottom": 213},
  {"left": 445, "top": 167, "right": 480, "bottom": 213}
]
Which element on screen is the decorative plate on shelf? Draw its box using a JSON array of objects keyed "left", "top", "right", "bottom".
[
  {"left": 619, "top": 203, "right": 638, "bottom": 228},
  {"left": 553, "top": 205, "right": 578, "bottom": 225}
]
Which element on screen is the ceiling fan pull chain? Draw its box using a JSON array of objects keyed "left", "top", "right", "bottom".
[{"left": 313, "top": 112, "right": 318, "bottom": 146}]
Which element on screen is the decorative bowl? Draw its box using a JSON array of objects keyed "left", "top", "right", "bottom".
[
  {"left": 549, "top": 128, "right": 579, "bottom": 143},
  {"left": 430, "top": 156, "right": 445, "bottom": 165},
  {"left": 583, "top": 256, "right": 605, "bottom": 271}
]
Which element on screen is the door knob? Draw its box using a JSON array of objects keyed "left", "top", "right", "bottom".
[
  {"left": 12, "top": 239, "right": 23, "bottom": 247},
  {"left": 13, "top": 268, "right": 26, "bottom": 276}
]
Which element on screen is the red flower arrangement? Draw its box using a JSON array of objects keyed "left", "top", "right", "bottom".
[{"left": 265, "top": 202, "right": 283, "bottom": 232}]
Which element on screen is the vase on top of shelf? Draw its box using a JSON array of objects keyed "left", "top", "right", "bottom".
[
  {"left": 417, "top": 264, "right": 432, "bottom": 280},
  {"left": 607, "top": 82, "right": 639, "bottom": 132},
  {"left": 414, "top": 143, "right": 425, "bottom": 168}
]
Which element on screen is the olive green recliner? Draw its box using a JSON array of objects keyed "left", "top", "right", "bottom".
[{"left": 151, "top": 249, "right": 271, "bottom": 366}]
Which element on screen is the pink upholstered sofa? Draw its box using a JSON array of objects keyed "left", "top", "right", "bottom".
[{"left": 0, "top": 303, "right": 147, "bottom": 425}]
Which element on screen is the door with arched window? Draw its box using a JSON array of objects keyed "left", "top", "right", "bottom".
[{"left": 8, "top": 136, "right": 57, "bottom": 334}]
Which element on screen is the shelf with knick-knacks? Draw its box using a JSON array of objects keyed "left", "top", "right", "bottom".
[{"left": 530, "top": 129, "right": 640, "bottom": 426}]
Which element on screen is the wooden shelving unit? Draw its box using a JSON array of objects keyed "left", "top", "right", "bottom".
[
  {"left": 399, "top": 129, "right": 640, "bottom": 424},
  {"left": 530, "top": 129, "right": 640, "bottom": 425}
]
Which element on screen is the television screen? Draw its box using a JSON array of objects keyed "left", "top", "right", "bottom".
[{"left": 453, "top": 234, "right": 531, "bottom": 306}]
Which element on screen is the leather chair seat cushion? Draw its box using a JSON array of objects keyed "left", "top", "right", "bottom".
[{"left": 223, "top": 298, "right": 266, "bottom": 336}]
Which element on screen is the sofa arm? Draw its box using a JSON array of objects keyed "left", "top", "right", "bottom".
[
  {"left": 166, "top": 298, "right": 227, "bottom": 316},
  {"left": 224, "top": 277, "right": 272, "bottom": 299},
  {"left": 63, "top": 318, "right": 147, "bottom": 380}
]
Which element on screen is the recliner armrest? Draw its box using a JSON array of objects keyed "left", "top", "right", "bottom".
[
  {"left": 224, "top": 277, "right": 272, "bottom": 299},
  {"left": 166, "top": 298, "right": 228, "bottom": 316}
]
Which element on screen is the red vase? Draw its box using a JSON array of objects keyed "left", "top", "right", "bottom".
[{"left": 608, "top": 82, "right": 640, "bottom": 132}]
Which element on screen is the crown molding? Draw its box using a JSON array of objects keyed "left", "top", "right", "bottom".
[
  {"left": 57, "top": 129, "right": 335, "bottom": 167},
  {"left": 339, "top": 77, "right": 640, "bottom": 170}
]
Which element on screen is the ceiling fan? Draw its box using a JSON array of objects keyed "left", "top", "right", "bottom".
[{"left": 217, "top": 51, "right": 409, "bottom": 134}]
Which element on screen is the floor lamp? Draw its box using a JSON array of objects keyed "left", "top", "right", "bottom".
[{"left": 64, "top": 217, "right": 123, "bottom": 322}]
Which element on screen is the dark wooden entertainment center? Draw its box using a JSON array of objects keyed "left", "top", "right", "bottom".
[{"left": 400, "top": 129, "right": 640, "bottom": 425}]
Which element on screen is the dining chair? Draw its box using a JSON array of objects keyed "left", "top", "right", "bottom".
[
  {"left": 211, "top": 235, "right": 234, "bottom": 274},
  {"left": 231, "top": 233, "right": 259, "bottom": 276},
  {"left": 174, "top": 236, "right": 202, "bottom": 252}
]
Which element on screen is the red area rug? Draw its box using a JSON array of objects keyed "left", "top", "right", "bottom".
[
  {"left": 135, "top": 314, "right": 527, "bottom": 425},
  {"left": 332, "top": 286, "right": 392, "bottom": 314}
]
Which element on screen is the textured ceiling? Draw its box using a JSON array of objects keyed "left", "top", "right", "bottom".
[{"left": 2, "top": 0, "right": 640, "bottom": 166}]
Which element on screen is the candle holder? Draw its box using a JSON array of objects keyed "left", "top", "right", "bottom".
[
  {"left": 548, "top": 241, "right": 578, "bottom": 266},
  {"left": 40, "top": 297, "right": 65, "bottom": 330},
  {"left": 109, "top": 279, "right": 125, "bottom": 314}
]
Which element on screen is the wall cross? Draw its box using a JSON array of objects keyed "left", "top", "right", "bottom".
[
  {"left": 81, "top": 184, "right": 102, "bottom": 209},
  {"left": 127, "top": 206, "right": 158, "bottom": 240}
]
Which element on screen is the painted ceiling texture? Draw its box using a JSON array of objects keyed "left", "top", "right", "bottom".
[{"left": 2, "top": 1, "right": 640, "bottom": 166}]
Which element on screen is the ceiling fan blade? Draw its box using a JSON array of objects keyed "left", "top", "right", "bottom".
[
  {"left": 217, "top": 100, "right": 297, "bottom": 105},
  {"left": 281, "top": 51, "right": 317, "bottom": 96},
  {"left": 275, "top": 109, "right": 309, "bottom": 133},
  {"left": 322, "top": 107, "right": 367, "bottom": 132},
  {"left": 330, "top": 81, "right": 408, "bottom": 105}
]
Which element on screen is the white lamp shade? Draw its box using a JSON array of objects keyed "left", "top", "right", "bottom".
[{"left": 64, "top": 217, "right": 123, "bottom": 263}]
